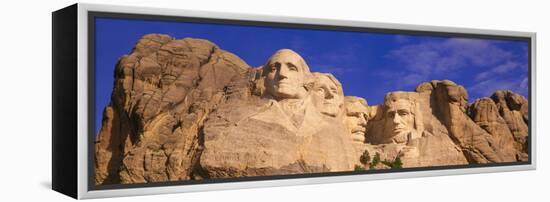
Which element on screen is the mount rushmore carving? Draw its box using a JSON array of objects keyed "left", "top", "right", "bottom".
[{"left": 94, "top": 34, "right": 529, "bottom": 185}]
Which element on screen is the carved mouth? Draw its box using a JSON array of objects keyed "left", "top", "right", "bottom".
[
  {"left": 277, "top": 82, "right": 292, "bottom": 88},
  {"left": 277, "top": 79, "right": 291, "bottom": 84},
  {"left": 393, "top": 127, "right": 407, "bottom": 133},
  {"left": 323, "top": 103, "right": 338, "bottom": 109},
  {"left": 352, "top": 130, "right": 364, "bottom": 134},
  {"left": 352, "top": 127, "right": 365, "bottom": 133}
]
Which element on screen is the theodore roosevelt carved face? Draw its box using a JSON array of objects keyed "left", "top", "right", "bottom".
[{"left": 344, "top": 96, "right": 369, "bottom": 143}]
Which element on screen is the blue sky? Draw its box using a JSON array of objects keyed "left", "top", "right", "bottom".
[{"left": 95, "top": 17, "right": 529, "bottom": 134}]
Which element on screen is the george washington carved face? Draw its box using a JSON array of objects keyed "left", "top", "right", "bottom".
[{"left": 263, "top": 49, "right": 311, "bottom": 100}]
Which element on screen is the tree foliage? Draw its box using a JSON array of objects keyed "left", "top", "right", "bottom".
[
  {"left": 358, "top": 150, "right": 403, "bottom": 170},
  {"left": 370, "top": 152, "right": 381, "bottom": 169},
  {"left": 381, "top": 156, "right": 403, "bottom": 169},
  {"left": 359, "top": 150, "right": 371, "bottom": 165}
]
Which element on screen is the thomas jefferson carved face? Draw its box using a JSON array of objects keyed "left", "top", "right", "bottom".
[
  {"left": 263, "top": 49, "right": 310, "bottom": 100},
  {"left": 344, "top": 97, "right": 369, "bottom": 143},
  {"left": 311, "top": 73, "right": 344, "bottom": 117}
]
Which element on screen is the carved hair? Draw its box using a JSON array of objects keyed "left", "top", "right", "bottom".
[
  {"left": 344, "top": 96, "right": 368, "bottom": 108},
  {"left": 344, "top": 96, "right": 369, "bottom": 118},
  {"left": 305, "top": 72, "right": 343, "bottom": 94},
  {"left": 261, "top": 49, "right": 311, "bottom": 77}
]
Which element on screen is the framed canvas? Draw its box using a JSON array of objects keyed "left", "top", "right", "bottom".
[{"left": 52, "top": 3, "right": 536, "bottom": 199}]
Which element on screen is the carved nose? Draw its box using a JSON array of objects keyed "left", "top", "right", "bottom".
[
  {"left": 278, "top": 66, "right": 290, "bottom": 79},
  {"left": 393, "top": 114, "right": 401, "bottom": 124},
  {"left": 325, "top": 91, "right": 334, "bottom": 99},
  {"left": 359, "top": 116, "right": 367, "bottom": 126}
]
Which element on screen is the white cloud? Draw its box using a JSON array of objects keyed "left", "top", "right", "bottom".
[
  {"left": 386, "top": 37, "right": 527, "bottom": 98},
  {"left": 475, "top": 61, "right": 519, "bottom": 81},
  {"left": 388, "top": 38, "right": 514, "bottom": 75},
  {"left": 470, "top": 76, "right": 528, "bottom": 98}
]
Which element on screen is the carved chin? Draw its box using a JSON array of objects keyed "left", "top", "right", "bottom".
[
  {"left": 321, "top": 107, "right": 339, "bottom": 117},
  {"left": 351, "top": 132, "right": 365, "bottom": 142},
  {"left": 393, "top": 127, "right": 411, "bottom": 135},
  {"left": 274, "top": 86, "right": 297, "bottom": 98},
  {"left": 390, "top": 130, "right": 412, "bottom": 144}
]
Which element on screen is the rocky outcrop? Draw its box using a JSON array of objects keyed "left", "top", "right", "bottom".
[
  {"left": 95, "top": 34, "right": 530, "bottom": 185},
  {"left": 415, "top": 80, "right": 507, "bottom": 163},
  {"left": 468, "top": 90, "right": 529, "bottom": 161},
  {"left": 95, "top": 34, "right": 252, "bottom": 184},
  {"left": 492, "top": 91, "right": 529, "bottom": 152},
  {"left": 468, "top": 98, "right": 517, "bottom": 162}
]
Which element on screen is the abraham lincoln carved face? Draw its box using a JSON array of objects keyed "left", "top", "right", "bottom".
[
  {"left": 383, "top": 92, "right": 423, "bottom": 144},
  {"left": 387, "top": 99, "right": 415, "bottom": 136}
]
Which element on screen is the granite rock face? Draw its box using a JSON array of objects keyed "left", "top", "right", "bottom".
[
  {"left": 198, "top": 50, "right": 357, "bottom": 178},
  {"left": 365, "top": 87, "right": 470, "bottom": 168},
  {"left": 414, "top": 80, "right": 508, "bottom": 164},
  {"left": 95, "top": 34, "right": 252, "bottom": 184},
  {"left": 469, "top": 90, "right": 529, "bottom": 161},
  {"left": 95, "top": 35, "right": 529, "bottom": 185}
]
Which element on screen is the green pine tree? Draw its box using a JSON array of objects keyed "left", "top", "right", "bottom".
[
  {"left": 359, "top": 150, "right": 371, "bottom": 166},
  {"left": 392, "top": 156, "right": 403, "bottom": 168},
  {"left": 370, "top": 152, "right": 381, "bottom": 169},
  {"left": 380, "top": 156, "right": 403, "bottom": 169}
]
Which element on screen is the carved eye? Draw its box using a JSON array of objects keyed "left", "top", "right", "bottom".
[
  {"left": 287, "top": 63, "right": 298, "bottom": 71},
  {"left": 398, "top": 110, "right": 409, "bottom": 116},
  {"left": 269, "top": 62, "right": 280, "bottom": 72},
  {"left": 330, "top": 87, "right": 338, "bottom": 94}
]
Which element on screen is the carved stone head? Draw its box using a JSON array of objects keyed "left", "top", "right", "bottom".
[
  {"left": 308, "top": 73, "right": 344, "bottom": 117},
  {"left": 343, "top": 96, "right": 369, "bottom": 143},
  {"left": 262, "top": 49, "right": 311, "bottom": 100},
  {"left": 383, "top": 92, "right": 423, "bottom": 144}
]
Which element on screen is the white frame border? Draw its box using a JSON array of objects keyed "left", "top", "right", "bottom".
[{"left": 76, "top": 3, "right": 536, "bottom": 199}]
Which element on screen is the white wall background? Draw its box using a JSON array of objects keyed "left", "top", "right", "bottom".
[{"left": 0, "top": 0, "right": 547, "bottom": 201}]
